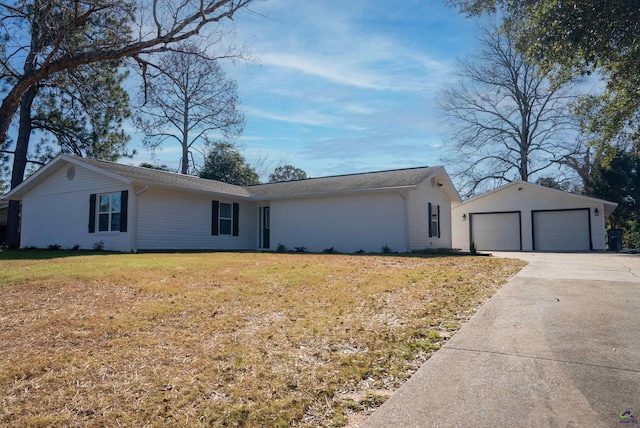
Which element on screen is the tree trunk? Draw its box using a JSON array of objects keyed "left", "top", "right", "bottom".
[
  {"left": 181, "top": 95, "right": 190, "bottom": 174},
  {"left": 5, "top": 85, "right": 38, "bottom": 248}
]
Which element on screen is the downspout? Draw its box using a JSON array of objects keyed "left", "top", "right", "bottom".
[
  {"left": 399, "top": 190, "right": 410, "bottom": 252},
  {"left": 131, "top": 186, "right": 149, "bottom": 253}
]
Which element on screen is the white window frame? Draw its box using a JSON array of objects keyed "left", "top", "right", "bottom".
[
  {"left": 219, "top": 202, "right": 232, "bottom": 235},
  {"left": 98, "top": 192, "right": 121, "bottom": 232}
]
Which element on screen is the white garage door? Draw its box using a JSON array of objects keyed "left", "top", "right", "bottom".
[
  {"left": 533, "top": 209, "right": 590, "bottom": 251},
  {"left": 471, "top": 212, "right": 521, "bottom": 251}
]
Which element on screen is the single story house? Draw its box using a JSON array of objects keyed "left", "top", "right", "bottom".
[
  {"left": 451, "top": 180, "right": 618, "bottom": 252},
  {"left": 3, "top": 154, "right": 460, "bottom": 253}
]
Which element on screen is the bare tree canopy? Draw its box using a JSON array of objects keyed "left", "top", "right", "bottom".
[
  {"left": 438, "top": 24, "right": 580, "bottom": 197},
  {"left": 136, "top": 43, "right": 245, "bottom": 175},
  {"left": 448, "top": 0, "right": 640, "bottom": 153},
  {"left": 0, "top": 0, "right": 252, "bottom": 147}
]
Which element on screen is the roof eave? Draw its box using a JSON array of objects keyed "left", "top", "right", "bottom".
[
  {"left": 461, "top": 180, "right": 619, "bottom": 208},
  {"left": 132, "top": 181, "right": 252, "bottom": 199},
  {"left": 250, "top": 185, "right": 419, "bottom": 200}
]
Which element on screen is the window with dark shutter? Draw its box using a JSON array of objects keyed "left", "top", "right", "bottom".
[
  {"left": 212, "top": 201, "right": 240, "bottom": 237},
  {"left": 232, "top": 203, "right": 239, "bottom": 236},
  {"left": 120, "top": 191, "right": 128, "bottom": 232},
  {"left": 212, "top": 201, "right": 219, "bottom": 235},
  {"left": 428, "top": 202, "right": 440, "bottom": 238},
  {"left": 89, "top": 194, "right": 96, "bottom": 233}
]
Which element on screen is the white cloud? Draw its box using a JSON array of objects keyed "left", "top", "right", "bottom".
[{"left": 245, "top": 106, "right": 337, "bottom": 127}]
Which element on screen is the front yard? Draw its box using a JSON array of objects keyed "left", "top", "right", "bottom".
[{"left": 0, "top": 251, "right": 524, "bottom": 427}]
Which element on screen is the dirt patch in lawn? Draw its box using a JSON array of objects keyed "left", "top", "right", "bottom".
[{"left": 0, "top": 251, "right": 525, "bottom": 427}]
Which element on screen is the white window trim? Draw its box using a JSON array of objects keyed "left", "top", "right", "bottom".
[
  {"left": 97, "top": 192, "right": 121, "bottom": 233},
  {"left": 219, "top": 202, "right": 233, "bottom": 235}
]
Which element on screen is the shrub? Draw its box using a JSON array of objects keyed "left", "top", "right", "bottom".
[
  {"left": 47, "top": 244, "right": 61, "bottom": 251},
  {"left": 71, "top": 244, "right": 81, "bottom": 250},
  {"left": 381, "top": 245, "right": 392, "bottom": 254},
  {"left": 93, "top": 240, "right": 105, "bottom": 251},
  {"left": 294, "top": 246, "right": 306, "bottom": 253},
  {"left": 470, "top": 240, "right": 477, "bottom": 255},
  {"left": 322, "top": 247, "right": 335, "bottom": 254},
  {"left": 355, "top": 249, "right": 365, "bottom": 254},
  {"left": 276, "top": 243, "right": 287, "bottom": 253}
]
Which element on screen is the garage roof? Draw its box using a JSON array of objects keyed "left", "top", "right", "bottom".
[{"left": 462, "top": 180, "right": 618, "bottom": 216}]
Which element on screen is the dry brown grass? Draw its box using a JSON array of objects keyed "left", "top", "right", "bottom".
[{"left": 0, "top": 251, "right": 525, "bottom": 427}]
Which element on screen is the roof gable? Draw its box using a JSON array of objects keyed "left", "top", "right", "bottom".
[
  {"left": 462, "top": 180, "right": 618, "bottom": 214},
  {"left": 5, "top": 155, "right": 251, "bottom": 200}
]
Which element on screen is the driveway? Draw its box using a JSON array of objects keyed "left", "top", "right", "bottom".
[{"left": 364, "top": 252, "right": 640, "bottom": 427}]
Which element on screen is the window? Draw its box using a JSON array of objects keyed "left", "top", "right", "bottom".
[
  {"left": 428, "top": 203, "right": 441, "bottom": 238},
  {"left": 219, "top": 203, "right": 232, "bottom": 235},
  {"left": 89, "top": 191, "right": 128, "bottom": 233},
  {"left": 99, "top": 193, "right": 121, "bottom": 232},
  {"left": 211, "top": 201, "right": 239, "bottom": 236}
]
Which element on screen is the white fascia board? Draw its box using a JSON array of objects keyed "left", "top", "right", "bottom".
[{"left": 5, "top": 154, "right": 133, "bottom": 200}]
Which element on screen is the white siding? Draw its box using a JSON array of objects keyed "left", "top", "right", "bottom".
[
  {"left": 135, "top": 188, "right": 257, "bottom": 250},
  {"left": 20, "top": 163, "right": 132, "bottom": 251},
  {"left": 452, "top": 183, "right": 608, "bottom": 251},
  {"left": 270, "top": 192, "right": 406, "bottom": 253},
  {"left": 407, "top": 179, "right": 453, "bottom": 250}
]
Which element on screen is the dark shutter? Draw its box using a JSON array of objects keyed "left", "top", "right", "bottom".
[
  {"left": 428, "top": 203, "right": 433, "bottom": 237},
  {"left": 232, "top": 203, "right": 239, "bottom": 236},
  {"left": 89, "top": 194, "right": 96, "bottom": 233},
  {"left": 211, "top": 201, "right": 219, "bottom": 235},
  {"left": 437, "top": 204, "right": 441, "bottom": 238},
  {"left": 120, "top": 190, "right": 129, "bottom": 232}
]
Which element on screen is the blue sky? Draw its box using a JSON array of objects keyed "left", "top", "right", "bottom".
[{"left": 130, "top": 0, "right": 484, "bottom": 179}]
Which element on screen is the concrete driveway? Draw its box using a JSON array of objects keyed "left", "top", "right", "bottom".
[{"left": 364, "top": 252, "right": 640, "bottom": 427}]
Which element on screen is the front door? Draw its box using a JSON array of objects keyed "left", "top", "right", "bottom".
[{"left": 261, "top": 207, "right": 270, "bottom": 249}]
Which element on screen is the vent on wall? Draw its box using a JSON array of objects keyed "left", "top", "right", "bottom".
[{"left": 66, "top": 166, "right": 75, "bottom": 180}]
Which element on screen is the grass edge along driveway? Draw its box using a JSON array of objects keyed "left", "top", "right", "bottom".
[{"left": 0, "top": 251, "right": 525, "bottom": 427}]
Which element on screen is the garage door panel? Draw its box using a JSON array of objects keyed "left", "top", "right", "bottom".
[
  {"left": 533, "top": 209, "right": 590, "bottom": 251},
  {"left": 471, "top": 212, "right": 521, "bottom": 251}
]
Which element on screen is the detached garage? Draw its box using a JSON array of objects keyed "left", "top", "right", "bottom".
[{"left": 452, "top": 181, "right": 617, "bottom": 252}]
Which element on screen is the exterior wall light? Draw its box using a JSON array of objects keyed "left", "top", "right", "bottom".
[
  {"left": 594, "top": 208, "right": 600, "bottom": 216},
  {"left": 462, "top": 214, "right": 467, "bottom": 221}
]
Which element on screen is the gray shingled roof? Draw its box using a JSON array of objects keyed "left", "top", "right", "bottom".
[
  {"left": 6, "top": 156, "right": 442, "bottom": 201},
  {"left": 75, "top": 157, "right": 251, "bottom": 197},
  {"left": 248, "top": 166, "right": 440, "bottom": 198}
]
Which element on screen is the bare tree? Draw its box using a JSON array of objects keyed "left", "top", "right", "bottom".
[
  {"left": 438, "top": 24, "right": 581, "bottom": 197},
  {"left": 136, "top": 43, "right": 244, "bottom": 175}
]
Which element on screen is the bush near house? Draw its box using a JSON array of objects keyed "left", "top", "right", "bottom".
[{"left": 0, "top": 251, "right": 524, "bottom": 427}]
